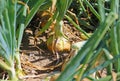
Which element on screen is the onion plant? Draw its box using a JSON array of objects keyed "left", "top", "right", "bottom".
[
  {"left": 35, "top": 0, "right": 73, "bottom": 58},
  {"left": 0, "top": 0, "right": 45, "bottom": 80}
]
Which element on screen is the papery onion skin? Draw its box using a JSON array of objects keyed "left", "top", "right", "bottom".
[
  {"left": 55, "top": 37, "right": 71, "bottom": 52},
  {"left": 47, "top": 36, "right": 71, "bottom": 53}
]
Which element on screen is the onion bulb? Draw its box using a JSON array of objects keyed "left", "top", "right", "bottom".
[{"left": 47, "top": 35, "right": 71, "bottom": 53}]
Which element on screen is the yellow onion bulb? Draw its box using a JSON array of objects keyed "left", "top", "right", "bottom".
[
  {"left": 55, "top": 37, "right": 71, "bottom": 52},
  {"left": 47, "top": 36, "right": 71, "bottom": 53}
]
